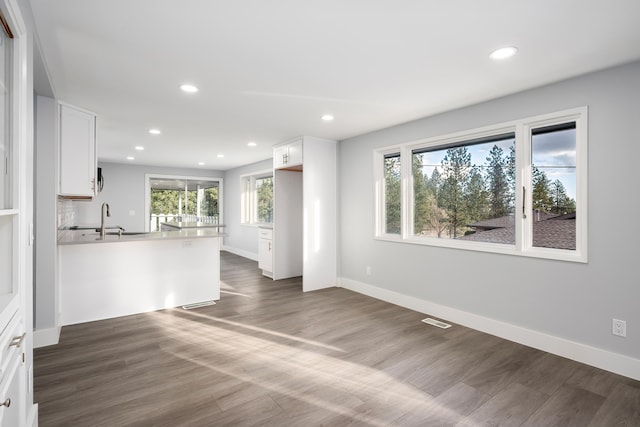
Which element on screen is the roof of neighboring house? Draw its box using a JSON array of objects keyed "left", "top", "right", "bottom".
[
  {"left": 459, "top": 215, "right": 576, "bottom": 250},
  {"left": 467, "top": 211, "right": 558, "bottom": 229}
]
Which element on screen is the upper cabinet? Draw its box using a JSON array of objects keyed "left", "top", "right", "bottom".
[
  {"left": 273, "top": 138, "right": 303, "bottom": 169},
  {"left": 58, "top": 102, "right": 97, "bottom": 198}
]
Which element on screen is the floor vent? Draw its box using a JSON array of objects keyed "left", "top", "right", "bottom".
[
  {"left": 422, "top": 317, "right": 452, "bottom": 329},
  {"left": 182, "top": 301, "right": 216, "bottom": 310}
]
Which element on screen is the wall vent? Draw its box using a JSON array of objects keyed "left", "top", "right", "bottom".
[
  {"left": 182, "top": 301, "right": 216, "bottom": 310},
  {"left": 422, "top": 318, "right": 452, "bottom": 329}
]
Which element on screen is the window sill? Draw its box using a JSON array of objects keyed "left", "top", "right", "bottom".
[
  {"left": 374, "top": 235, "right": 587, "bottom": 263},
  {"left": 241, "top": 223, "right": 273, "bottom": 228}
]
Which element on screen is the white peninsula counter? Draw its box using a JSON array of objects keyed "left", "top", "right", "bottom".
[{"left": 58, "top": 229, "right": 222, "bottom": 325}]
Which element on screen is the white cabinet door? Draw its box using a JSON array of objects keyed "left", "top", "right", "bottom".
[
  {"left": 59, "top": 103, "right": 96, "bottom": 197},
  {"left": 273, "top": 145, "right": 288, "bottom": 169},
  {"left": 0, "top": 341, "right": 25, "bottom": 427},
  {"left": 286, "top": 139, "right": 303, "bottom": 167},
  {"left": 258, "top": 237, "right": 272, "bottom": 272},
  {"left": 273, "top": 139, "right": 303, "bottom": 170},
  {"left": 258, "top": 228, "right": 273, "bottom": 274}
]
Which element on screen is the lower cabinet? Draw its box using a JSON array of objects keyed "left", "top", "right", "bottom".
[
  {"left": 0, "top": 310, "right": 26, "bottom": 427},
  {"left": 258, "top": 228, "right": 273, "bottom": 278},
  {"left": 0, "top": 357, "right": 24, "bottom": 426}
]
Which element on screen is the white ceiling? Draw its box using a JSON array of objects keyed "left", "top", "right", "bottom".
[{"left": 30, "top": 0, "right": 640, "bottom": 171}]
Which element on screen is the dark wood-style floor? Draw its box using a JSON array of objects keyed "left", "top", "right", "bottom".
[{"left": 35, "top": 252, "right": 640, "bottom": 426}]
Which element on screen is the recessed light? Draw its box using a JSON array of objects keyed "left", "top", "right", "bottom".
[
  {"left": 489, "top": 46, "right": 518, "bottom": 60},
  {"left": 149, "top": 129, "right": 161, "bottom": 135},
  {"left": 217, "top": 154, "right": 224, "bottom": 158},
  {"left": 198, "top": 162, "right": 205, "bottom": 166},
  {"left": 247, "top": 141, "right": 257, "bottom": 147},
  {"left": 180, "top": 84, "right": 199, "bottom": 93},
  {"left": 321, "top": 114, "right": 334, "bottom": 122},
  {"left": 126, "top": 156, "right": 135, "bottom": 161},
  {"left": 135, "top": 146, "right": 144, "bottom": 151}
]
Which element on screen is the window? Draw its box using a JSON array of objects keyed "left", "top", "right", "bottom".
[
  {"left": 374, "top": 107, "right": 587, "bottom": 262},
  {"left": 144, "top": 175, "right": 223, "bottom": 231},
  {"left": 384, "top": 153, "right": 401, "bottom": 234},
  {"left": 241, "top": 171, "right": 273, "bottom": 225}
]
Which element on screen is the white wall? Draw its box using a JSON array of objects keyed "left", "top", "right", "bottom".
[
  {"left": 34, "top": 96, "right": 57, "bottom": 334},
  {"left": 74, "top": 162, "right": 224, "bottom": 232},
  {"left": 338, "top": 61, "right": 640, "bottom": 377},
  {"left": 223, "top": 158, "right": 273, "bottom": 260}
]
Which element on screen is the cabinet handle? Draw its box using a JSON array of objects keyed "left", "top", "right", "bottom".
[
  {"left": 9, "top": 333, "right": 26, "bottom": 349},
  {"left": 91, "top": 178, "right": 96, "bottom": 191},
  {"left": 0, "top": 398, "right": 10, "bottom": 408},
  {"left": 268, "top": 241, "right": 271, "bottom": 251}
]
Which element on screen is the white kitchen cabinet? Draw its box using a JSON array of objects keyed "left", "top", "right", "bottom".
[
  {"left": 58, "top": 102, "right": 97, "bottom": 198},
  {"left": 273, "top": 138, "right": 303, "bottom": 169},
  {"left": 0, "top": 310, "right": 26, "bottom": 427},
  {"left": 258, "top": 228, "right": 273, "bottom": 277},
  {"left": 0, "top": 356, "right": 24, "bottom": 427},
  {"left": 272, "top": 136, "right": 336, "bottom": 291}
]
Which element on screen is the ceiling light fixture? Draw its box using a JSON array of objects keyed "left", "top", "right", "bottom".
[
  {"left": 149, "top": 129, "right": 161, "bottom": 135},
  {"left": 180, "top": 84, "right": 199, "bottom": 93},
  {"left": 321, "top": 114, "right": 334, "bottom": 122},
  {"left": 135, "top": 146, "right": 144, "bottom": 151},
  {"left": 217, "top": 154, "right": 224, "bottom": 158},
  {"left": 247, "top": 141, "right": 257, "bottom": 147},
  {"left": 198, "top": 162, "right": 205, "bottom": 166},
  {"left": 489, "top": 46, "right": 518, "bottom": 60},
  {"left": 126, "top": 156, "right": 135, "bottom": 161}
]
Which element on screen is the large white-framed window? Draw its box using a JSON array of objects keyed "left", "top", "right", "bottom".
[
  {"left": 240, "top": 170, "right": 273, "bottom": 225},
  {"left": 374, "top": 107, "right": 588, "bottom": 263},
  {"left": 144, "top": 174, "right": 223, "bottom": 232}
]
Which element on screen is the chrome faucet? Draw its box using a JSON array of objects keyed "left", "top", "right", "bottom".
[{"left": 100, "top": 202, "right": 111, "bottom": 238}]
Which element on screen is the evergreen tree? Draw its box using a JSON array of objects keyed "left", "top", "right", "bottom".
[
  {"left": 256, "top": 178, "right": 273, "bottom": 223},
  {"left": 549, "top": 179, "right": 576, "bottom": 214},
  {"left": 466, "top": 166, "right": 489, "bottom": 223},
  {"left": 428, "top": 167, "right": 442, "bottom": 196},
  {"left": 440, "top": 147, "right": 471, "bottom": 237},
  {"left": 412, "top": 154, "right": 433, "bottom": 235},
  {"left": 505, "top": 144, "right": 516, "bottom": 210},
  {"left": 532, "top": 166, "right": 553, "bottom": 212},
  {"left": 384, "top": 156, "right": 401, "bottom": 233},
  {"left": 486, "top": 145, "right": 510, "bottom": 217}
]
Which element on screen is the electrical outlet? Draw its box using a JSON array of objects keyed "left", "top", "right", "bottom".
[
  {"left": 366, "top": 266, "right": 372, "bottom": 276},
  {"left": 612, "top": 319, "right": 626, "bottom": 337}
]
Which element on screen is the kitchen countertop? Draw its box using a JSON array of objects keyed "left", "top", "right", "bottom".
[{"left": 58, "top": 228, "right": 225, "bottom": 245}]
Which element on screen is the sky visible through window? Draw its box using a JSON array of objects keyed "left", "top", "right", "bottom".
[{"left": 417, "top": 129, "right": 576, "bottom": 200}]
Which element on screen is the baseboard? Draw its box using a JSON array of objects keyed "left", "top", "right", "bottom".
[
  {"left": 221, "top": 245, "right": 258, "bottom": 261},
  {"left": 339, "top": 277, "right": 640, "bottom": 381},
  {"left": 33, "top": 327, "right": 61, "bottom": 348},
  {"left": 28, "top": 403, "right": 38, "bottom": 427}
]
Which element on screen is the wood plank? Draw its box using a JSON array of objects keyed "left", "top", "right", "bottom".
[{"left": 34, "top": 251, "right": 640, "bottom": 426}]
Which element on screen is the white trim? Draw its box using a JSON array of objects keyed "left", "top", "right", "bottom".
[
  {"left": 339, "top": 277, "right": 640, "bottom": 381},
  {"left": 27, "top": 403, "right": 38, "bottom": 427},
  {"left": 221, "top": 245, "right": 258, "bottom": 261},
  {"left": 33, "top": 327, "right": 61, "bottom": 348}
]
